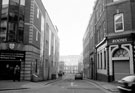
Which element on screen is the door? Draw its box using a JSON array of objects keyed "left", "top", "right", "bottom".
[
  {"left": 114, "top": 60, "right": 130, "bottom": 81},
  {"left": 0, "top": 61, "right": 21, "bottom": 80}
]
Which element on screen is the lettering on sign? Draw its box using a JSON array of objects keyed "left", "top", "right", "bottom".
[
  {"left": 0, "top": 53, "right": 24, "bottom": 60},
  {"left": 112, "top": 38, "right": 127, "bottom": 43}
]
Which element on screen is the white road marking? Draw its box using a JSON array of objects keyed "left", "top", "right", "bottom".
[
  {"left": 71, "top": 82, "right": 74, "bottom": 86},
  {"left": 71, "top": 82, "right": 75, "bottom": 93}
]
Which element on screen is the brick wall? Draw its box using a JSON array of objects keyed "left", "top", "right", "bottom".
[
  {"left": 107, "top": 1, "right": 132, "bottom": 34},
  {"left": 131, "top": 1, "right": 135, "bottom": 30}
]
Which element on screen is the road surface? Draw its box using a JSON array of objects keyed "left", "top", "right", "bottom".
[{"left": 0, "top": 74, "right": 112, "bottom": 93}]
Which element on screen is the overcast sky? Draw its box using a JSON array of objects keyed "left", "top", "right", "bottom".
[{"left": 42, "top": 0, "right": 96, "bottom": 56}]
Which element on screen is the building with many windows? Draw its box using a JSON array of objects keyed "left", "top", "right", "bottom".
[
  {"left": 58, "top": 61, "right": 65, "bottom": 73},
  {"left": 0, "top": 0, "right": 59, "bottom": 81},
  {"left": 60, "top": 55, "right": 81, "bottom": 74},
  {"left": 83, "top": 0, "right": 135, "bottom": 82},
  {"left": 64, "top": 65, "right": 78, "bottom": 74},
  {"left": 60, "top": 55, "right": 81, "bottom": 66}
]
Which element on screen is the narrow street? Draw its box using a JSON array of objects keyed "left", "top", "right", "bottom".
[{"left": 0, "top": 74, "right": 115, "bottom": 93}]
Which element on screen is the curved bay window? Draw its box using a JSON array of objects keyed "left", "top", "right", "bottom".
[
  {"left": 18, "top": 0, "right": 25, "bottom": 42},
  {"left": 0, "top": 0, "right": 9, "bottom": 42},
  {"left": 0, "top": 0, "right": 25, "bottom": 42},
  {"left": 8, "top": 0, "right": 19, "bottom": 42}
]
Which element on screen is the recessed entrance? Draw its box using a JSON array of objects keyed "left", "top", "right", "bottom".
[
  {"left": 113, "top": 48, "right": 130, "bottom": 81},
  {"left": 113, "top": 60, "right": 130, "bottom": 81},
  {"left": 0, "top": 51, "right": 25, "bottom": 80},
  {"left": 0, "top": 60, "right": 21, "bottom": 80}
]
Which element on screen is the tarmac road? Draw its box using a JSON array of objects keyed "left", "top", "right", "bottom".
[{"left": 0, "top": 79, "right": 111, "bottom": 93}]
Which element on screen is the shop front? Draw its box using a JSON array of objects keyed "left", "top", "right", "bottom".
[
  {"left": 108, "top": 35, "right": 134, "bottom": 81},
  {"left": 0, "top": 51, "right": 25, "bottom": 80}
]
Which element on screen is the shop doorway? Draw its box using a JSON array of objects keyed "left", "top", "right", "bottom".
[
  {"left": 113, "top": 60, "right": 130, "bottom": 81},
  {"left": 113, "top": 48, "right": 130, "bottom": 81},
  {"left": 0, "top": 61, "right": 21, "bottom": 80}
]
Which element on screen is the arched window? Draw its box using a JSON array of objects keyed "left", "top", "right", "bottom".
[{"left": 113, "top": 48, "right": 129, "bottom": 57}]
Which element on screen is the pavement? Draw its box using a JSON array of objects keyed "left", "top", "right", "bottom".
[
  {"left": 0, "top": 79, "right": 61, "bottom": 91},
  {"left": 0, "top": 78, "right": 120, "bottom": 93},
  {"left": 85, "top": 79, "right": 120, "bottom": 93}
]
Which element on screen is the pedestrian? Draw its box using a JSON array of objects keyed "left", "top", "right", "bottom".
[{"left": 13, "top": 65, "right": 20, "bottom": 82}]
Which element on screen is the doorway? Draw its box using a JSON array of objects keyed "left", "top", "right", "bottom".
[
  {"left": 113, "top": 60, "right": 130, "bottom": 81},
  {"left": 112, "top": 48, "right": 130, "bottom": 81},
  {"left": 0, "top": 61, "right": 21, "bottom": 80}
]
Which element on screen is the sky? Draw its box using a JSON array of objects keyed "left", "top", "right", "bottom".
[{"left": 42, "top": 0, "right": 96, "bottom": 56}]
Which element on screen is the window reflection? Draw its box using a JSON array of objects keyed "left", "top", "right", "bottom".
[
  {"left": 9, "top": 12, "right": 18, "bottom": 22},
  {"left": 8, "top": 0, "right": 19, "bottom": 41},
  {"left": 2, "top": 0, "right": 9, "bottom": 5},
  {"left": 10, "top": 0, "right": 19, "bottom": 6},
  {"left": 0, "top": 0, "right": 9, "bottom": 42},
  {"left": 0, "top": 0, "right": 25, "bottom": 42},
  {"left": 18, "top": 0, "right": 25, "bottom": 42},
  {"left": 8, "top": 22, "right": 17, "bottom": 41},
  {"left": 20, "top": 0, "right": 25, "bottom": 5}
]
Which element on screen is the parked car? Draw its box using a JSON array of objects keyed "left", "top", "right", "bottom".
[
  {"left": 117, "top": 75, "right": 135, "bottom": 93},
  {"left": 74, "top": 73, "right": 83, "bottom": 80}
]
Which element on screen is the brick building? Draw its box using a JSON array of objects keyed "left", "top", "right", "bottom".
[
  {"left": 83, "top": 13, "right": 96, "bottom": 79},
  {"left": 0, "top": 0, "right": 59, "bottom": 81},
  {"left": 83, "top": 0, "right": 135, "bottom": 82}
]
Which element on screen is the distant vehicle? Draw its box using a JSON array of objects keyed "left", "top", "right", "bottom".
[
  {"left": 58, "top": 71, "right": 64, "bottom": 77},
  {"left": 75, "top": 73, "right": 83, "bottom": 80}
]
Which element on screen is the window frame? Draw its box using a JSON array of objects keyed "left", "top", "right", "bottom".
[{"left": 114, "top": 13, "right": 124, "bottom": 32}]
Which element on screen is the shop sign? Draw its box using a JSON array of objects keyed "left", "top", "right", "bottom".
[
  {"left": 0, "top": 52, "right": 24, "bottom": 60},
  {"left": 109, "top": 37, "right": 131, "bottom": 44},
  {"left": 112, "top": 38, "right": 127, "bottom": 43}
]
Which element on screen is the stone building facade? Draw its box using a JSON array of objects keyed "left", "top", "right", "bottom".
[{"left": 0, "top": 0, "right": 59, "bottom": 81}]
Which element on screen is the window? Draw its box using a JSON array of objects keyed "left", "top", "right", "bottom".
[
  {"left": 36, "top": 31, "right": 38, "bottom": 41},
  {"left": 113, "top": 48, "right": 129, "bottom": 57},
  {"left": 114, "top": 13, "right": 124, "bottom": 32},
  {"left": 45, "top": 59, "right": 48, "bottom": 68},
  {"left": 8, "top": 0, "right": 19, "bottom": 41},
  {"left": 103, "top": 0, "right": 105, "bottom": 11},
  {"left": 18, "top": 0, "right": 25, "bottom": 42},
  {"left": 35, "top": 59, "right": 38, "bottom": 73},
  {"left": 101, "top": 52, "right": 102, "bottom": 69},
  {"left": 37, "top": 8, "right": 39, "bottom": 18},
  {"left": 2, "top": 0, "right": 9, "bottom": 5},
  {"left": 10, "top": 0, "right": 19, "bottom": 6},
  {"left": 20, "top": 0, "right": 25, "bottom": 5},
  {"left": 0, "top": 0, "right": 25, "bottom": 42},
  {"left": 104, "top": 50, "right": 106, "bottom": 69},
  {"left": 8, "top": 22, "right": 17, "bottom": 41},
  {"left": 0, "top": 0, "right": 9, "bottom": 42},
  {"left": 46, "top": 23, "right": 49, "bottom": 33},
  {"left": 97, "top": 53, "right": 99, "bottom": 69}
]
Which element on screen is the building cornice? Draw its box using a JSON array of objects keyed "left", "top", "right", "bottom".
[
  {"left": 106, "top": 0, "right": 129, "bottom": 7},
  {"left": 107, "top": 31, "right": 135, "bottom": 38}
]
